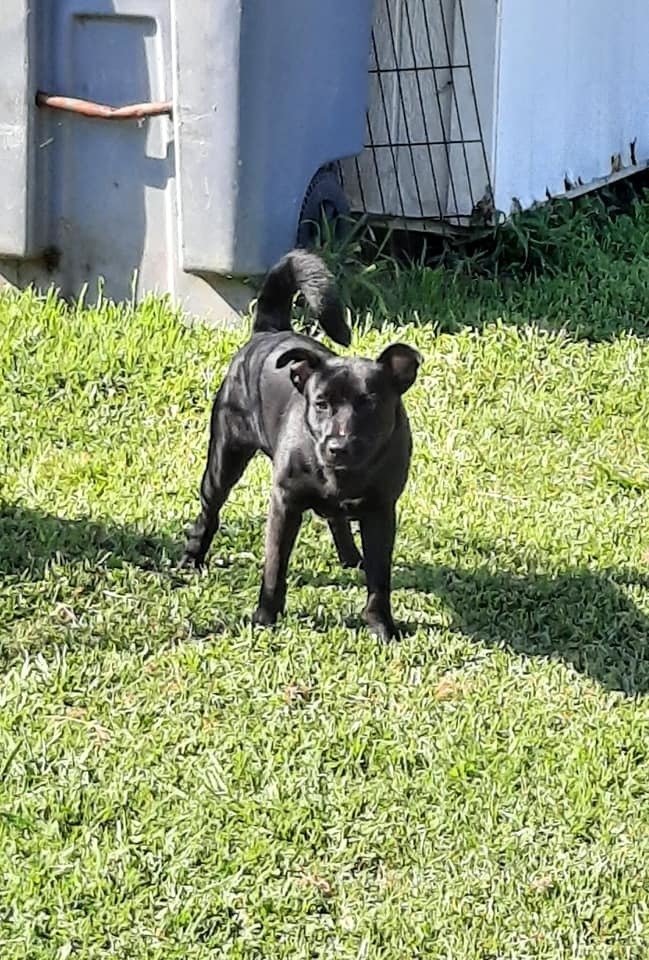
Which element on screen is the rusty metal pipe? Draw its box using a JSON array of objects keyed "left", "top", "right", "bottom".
[{"left": 35, "top": 90, "right": 172, "bottom": 120}]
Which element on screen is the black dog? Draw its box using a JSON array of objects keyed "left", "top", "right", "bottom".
[{"left": 180, "top": 250, "right": 420, "bottom": 639}]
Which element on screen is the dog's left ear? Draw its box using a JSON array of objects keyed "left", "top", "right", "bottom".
[
  {"left": 276, "top": 347, "right": 323, "bottom": 393},
  {"left": 377, "top": 343, "right": 422, "bottom": 394}
]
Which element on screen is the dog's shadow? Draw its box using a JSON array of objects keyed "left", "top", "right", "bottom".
[
  {"left": 297, "top": 558, "right": 649, "bottom": 696},
  {"left": 394, "top": 562, "right": 649, "bottom": 696},
  {"left": 3, "top": 503, "right": 649, "bottom": 695}
]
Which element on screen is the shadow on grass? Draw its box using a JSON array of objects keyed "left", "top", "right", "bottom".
[
  {"left": 334, "top": 181, "right": 649, "bottom": 343},
  {"left": 0, "top": 503, "right": 180, "bottom": 577},
  {"left": 392, "top": 563, "right": 649, "bottom": 697},
  {"left": 286, "top": 558, "right": 649, "bottom": 696},
  {"left": 2, "top": 504, "right": 649, "bottom": 696},
  {"left": 0, "top": 502, "right": 272, "bottom": 579}
]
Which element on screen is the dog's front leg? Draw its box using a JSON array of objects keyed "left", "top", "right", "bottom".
[
  {"left": 359, "top": 505, "right": 398, "bottom": 641},
  {"left": 253, "top": 489, "right": 303, "bottom": 627}
]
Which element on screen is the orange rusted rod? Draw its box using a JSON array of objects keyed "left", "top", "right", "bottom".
[{"left": 36, "top": 90, "right": 172, "bottom": 120}]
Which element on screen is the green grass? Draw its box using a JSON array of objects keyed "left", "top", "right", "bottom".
[
  {"left": 325, "top": 190, "right": 649, "bottom": 342},
  {"left": 3, "top": 205, "right": 649, "bottom": 957}
]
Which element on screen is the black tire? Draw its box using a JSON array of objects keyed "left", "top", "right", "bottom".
[{"left": 297, "top": 166, "right": 350, "bottom": 248}]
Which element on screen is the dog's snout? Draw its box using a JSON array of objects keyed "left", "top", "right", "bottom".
[{"left": 325, "top": 434, "right": 355, "bottom": 464}]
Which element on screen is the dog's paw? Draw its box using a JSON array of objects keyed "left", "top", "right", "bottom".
[
  {"left": 364, "top": 614, "right": 400, "bottom": 642},
  {"left": 252, "top": 606, "right": 278, "bottom": 627},
  {"left": 177, "top": 552, "right": 205, "bottom": 571},
  {"left": 340, "top": 551, "right": 364, "bottom": 571}
]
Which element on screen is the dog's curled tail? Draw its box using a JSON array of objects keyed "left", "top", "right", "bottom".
[{"left": 253, "top": 249, "right": 351, "bottom": 346}]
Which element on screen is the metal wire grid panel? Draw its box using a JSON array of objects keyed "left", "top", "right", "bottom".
[{"left": 340, "top": 0, "right": 493, "bottom": 228}]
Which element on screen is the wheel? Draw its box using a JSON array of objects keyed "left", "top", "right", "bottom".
[{"left": 297, "top": 165, "right": 350, "bottom": 248}]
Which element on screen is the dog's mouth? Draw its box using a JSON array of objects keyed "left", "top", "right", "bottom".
[{"left": 328, "top": 454, "right": 356, "bottom": 471}]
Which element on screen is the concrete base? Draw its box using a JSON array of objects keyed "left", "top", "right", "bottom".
[{"left": 0, "top": 258, "right": 254, "bottom": 327}]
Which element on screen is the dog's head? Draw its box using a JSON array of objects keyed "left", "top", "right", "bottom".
[{"left": 276, "top": 343, "right": 421, "bottom": 471}]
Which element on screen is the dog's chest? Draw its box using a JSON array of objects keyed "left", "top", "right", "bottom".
[
  {"left": 284, "top": 458, "right": 377, "bottom": 518},
  {"left": 310, "top": 496, "right": 364, "bottom": 520},
  {"left": 310, "top": 474, "right": 371, "bottom": 519}
]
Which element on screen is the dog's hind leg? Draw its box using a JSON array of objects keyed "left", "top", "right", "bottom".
[
  {"left": 180, "top": 401, "right": 254, "bottom": 568},
  {"left": 328, "top": 519, "right": 363, "bottom": 570}
]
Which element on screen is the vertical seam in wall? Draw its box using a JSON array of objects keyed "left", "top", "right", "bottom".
[
  {"left": 169, "top": 0, "right": 182, "bottom": 295},
  {"left": 490, "top": 0, "right": 504, "bottom": 211}
]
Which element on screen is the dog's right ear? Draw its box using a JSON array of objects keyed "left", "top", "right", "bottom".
[{"left": 276, "top": 348, "right": 323, "bottom": 393}]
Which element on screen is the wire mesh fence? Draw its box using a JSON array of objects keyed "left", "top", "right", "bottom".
[{"left": 339, "top": 0, "right": 493, "bottom": 229}]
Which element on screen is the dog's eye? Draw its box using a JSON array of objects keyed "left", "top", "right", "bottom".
[{"left": 315, "top": 398, "right": 330, "bottom": 412}]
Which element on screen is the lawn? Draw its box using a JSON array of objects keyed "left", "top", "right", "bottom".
[{"left": 3, "top": 198, "right": 649, "bottom": 958}]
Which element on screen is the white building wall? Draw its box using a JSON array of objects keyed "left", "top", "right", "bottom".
[{"left": 493, "top": 0, "right": 649, "bottom": 213}]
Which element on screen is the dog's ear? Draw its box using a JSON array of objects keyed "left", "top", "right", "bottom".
[
  {"left": 377, "top": 343, "right": 422, "bottom": 394},
  {"left": 276, "top": 348, "right": 323, "bottom": 393}
]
